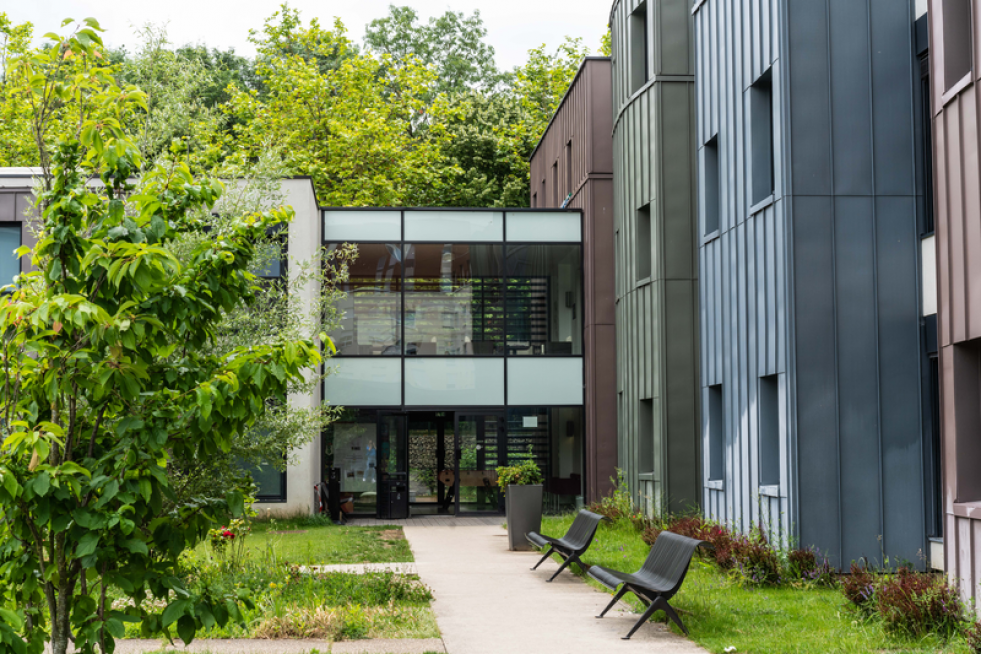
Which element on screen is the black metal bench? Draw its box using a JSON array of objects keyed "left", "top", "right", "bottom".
[
  {"left": 588, "top": 530, "right": 710, "bottom": 639},
  {"left": 526, "top": 509, "right": 604, "bottom": 582}
]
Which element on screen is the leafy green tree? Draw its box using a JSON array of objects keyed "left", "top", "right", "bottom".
[
  {"left": 600, "top": 30, "right": 612, "bottom": 57},
  {"left": 364, "top": 5, "right": 501, "bottom": 96},
  {"left": 0, "top": 21, "right": 321, "bottom": 654},
  {"left": 0, "top": 13, "right": 34, "bottom": 167},
  {"left": 225, "top": 6, "right": 455, "bottom": 206}
]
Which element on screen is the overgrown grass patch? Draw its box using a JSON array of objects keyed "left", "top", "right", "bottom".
[{"left": 541, "top": 514, "right": 973, "bottom": 654}]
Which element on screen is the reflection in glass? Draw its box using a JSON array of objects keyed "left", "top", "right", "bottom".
[
  {"left": 505, "top": 244, "right": 583, "bottom": 355},
  {"left": 239, "top": 457, "right": 285, "bottom": 501},
  {"left": 325, "top": 409, "right": 381, "bottom": 515},
  {"left": 328, "top": 243, "right": 402, "bottom": 355},
  {"left": 456, "top": 413, "right": 503, "bottom": 512},
  {"left": 404, "top": 244, "right": 504, "bottom": 355},
  {"left": 0, "top": 225, "right": 20, "bottom": 286},
  {"left": 507, "top": 407, "right": 583, "bottom": 511}
]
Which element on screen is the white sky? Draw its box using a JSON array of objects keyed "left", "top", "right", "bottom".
[{"left": 7, "top": 0, "right": 612, "bottom": 70}]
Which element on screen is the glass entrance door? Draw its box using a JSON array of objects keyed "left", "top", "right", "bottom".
[
  {"left": 455, "top": 413, "right": 505, "bottom": 514},
  {"left": 377, "top": 413, "right": 408, "bottom": 519},
  {"left": 407, "top": 412, "right": 454, "bottom": 515}
]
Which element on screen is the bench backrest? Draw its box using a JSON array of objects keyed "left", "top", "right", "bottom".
[
  {"left": 635, "top": 531, "right": 708, "bottom": 598},
  {"left": 562, "top": 510, "right": 605, "bottom": 552}
]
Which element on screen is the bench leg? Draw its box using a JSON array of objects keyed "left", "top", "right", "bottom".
[
  {"left": 546, "top": 554, "right": 573, "bottom": 582},
  {"left": 530, "top": 546, "right": 554, "bottom": 571},
  {"left": 654, "top": 597, "right": 689, "bottom": 636},
  {"left": 596, "top": 586, "right": 628, "bottom": 618}
]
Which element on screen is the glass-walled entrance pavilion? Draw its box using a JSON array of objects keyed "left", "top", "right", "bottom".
[{"left": 322, "top": 209, "right": 585, "bottom": 518}]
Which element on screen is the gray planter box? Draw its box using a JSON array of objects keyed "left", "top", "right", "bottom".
[{"left": 505, "top": 484, "right": 543, "bottom": 551}]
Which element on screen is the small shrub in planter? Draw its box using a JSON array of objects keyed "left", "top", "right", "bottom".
[
  {"left": 496, "top": 459, "right": 543, "bottom": 491},
  {"left": 874, "top": 567, "right": 964, "bottom": 640}
]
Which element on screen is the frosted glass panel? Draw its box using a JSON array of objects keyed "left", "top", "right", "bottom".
[
  {"left": 506, "top": 212, "right": 581, "bottom": 242},
  {"left": 0, "top": 225, "right": 20, "bottom": 285},
  {"left": 404, "top": 358, "right": 504, "bottom": 405},
  {"left": 324, "top": 211, "right": 401, "bottom": 241},
  {"left": 404, "top": 211, "right": 503, "bottom": 242},
  {"left": 507, "top": 358, "right": 583, "bottom": 405},
  {"left": 324, "top": 358, "right": 401, "bottom": 406}
]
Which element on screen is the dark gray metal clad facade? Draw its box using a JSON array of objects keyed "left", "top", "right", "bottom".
[
  {"left": 610, "top": 0, "right": 701, "bottom": 514},
  {"left": 694, "top": 0, "right": 930, "bottom": 566}
]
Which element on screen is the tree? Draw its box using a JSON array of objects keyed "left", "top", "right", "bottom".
[
  {"left": 0, "top": 20, "right": 321, "bottom": 654},
  {"left": 0, "top": 13, "right": 34, "bottom": 167},
  {"left": 224, "top": 6, "right": 456, "bottom": 206},
  {"left": 364, "top": 5, "right": 501, "bottom": 97}
]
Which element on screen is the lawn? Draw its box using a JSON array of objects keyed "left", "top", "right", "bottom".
[
  {"left": 121, "top": 521, "right": 434, "bottom": 642},
  {"left": 540, "top": 514, "right": 973, "bottom": 654}
]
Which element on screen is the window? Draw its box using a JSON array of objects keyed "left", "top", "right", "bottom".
[
  {"left": 0, "top": 224, "right": 20, "bottom": 286},
  {"left": 708, "top": 385, "right": 724, "bottom": 482},
  {"left": 638, "top": 399, "right": 654, "bottom": 474},
  {"left": 507, "top": 406, "right": 583, "bottom": 508},
  {"left": 565, "top": 141, "right": 573, "bottom": 204},
  {"left": 703, "top": 137, "right": 720, "bottom": 236},
  {"left": 506, "top": 244, "right": 582, "bottom": 355},
  {"left": 327, "top": 243, "right": 403, "bottom": 355},
  {"left": 629, "top": 1, "right": 649, "bottom": 94},
  {"left": 758, "top": 375, "right": 780, "bottom": 487},
  {"left": 552, "top": 162, "right": 559, "bottom": 206},
  {"left": 404, "top": 244, "right": 505, "bottom": 355},
  {"left": 240, "top": 457, "right": 287, "bottom": 502},
  {"left": 952, "top": 339, "right": 981, "bottom": 502},
  {"left": 920, "top": 55, "right": 935, "bottom": 235},
  {"left": 636, "top": 204, "right": 652, "bottom": 281},
  {"left": 751, "top": 70, "right": 774, "bottom": 205},
  {"left": 943, "top": 0, "right": 973, "bottom": 91}
]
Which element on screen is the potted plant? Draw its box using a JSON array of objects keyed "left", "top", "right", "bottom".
[{"left": 496, "top": 458, "right": 544, "bottom": 551}]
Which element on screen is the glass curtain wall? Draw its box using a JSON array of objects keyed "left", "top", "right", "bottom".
[{"left": 323, "top": 210, "right": 586, "bottom": 515}]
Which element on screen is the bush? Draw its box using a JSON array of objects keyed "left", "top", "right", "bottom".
[
  {"left": 727, "top": 528, "right": 783, "bottom": 586},
  {"left": 496, "top": 458, "right": 543, "bottom": 491},
  {"left": 842, "top": 562, "right": 877, "bottom": 616},
  {"left": 964, "top": 620, "right": 981, "bottom": 653},
  {"left": 875, "top": 568, "right": 964, "bottom": 640},
  {"left": 587, "top": 469, "right": 635, "bottom": 522},
  {"left": 787, "top": 546, "right": 837, "bottom": 587}
]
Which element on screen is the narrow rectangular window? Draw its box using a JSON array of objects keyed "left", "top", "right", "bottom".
[
  {"left": 638, "top": 399, "right": 654, "bottom": 474},
  {"left": 552, "top": 162, "right": 559, "bottom": 206},
  {"left": 629, "top": 2, "right": 649, "bottom": 94},
  {"left": 703, "top": 136, "right": 720, "bottom": 236},
  {"left": 565, "top": 141, "right": 573, "bottom": 204},
  {"left": 708, "top": 385, "right": 724, "bottom": 482},
  {"left": 635, "top": 203, "right": 651, "bottom": 281},
  {"left": 750, "top": 70, "right": 774, "bottom": 205},
  {"left": 758, "top": 375, "right": 780, "bottom": 487},
  {"left": 943, "top": 0, "right": 973, "bottom": 91}
]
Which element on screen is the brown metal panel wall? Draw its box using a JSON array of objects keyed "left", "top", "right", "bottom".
[
  {"left": 529, "top": 58, "right": 617, "bottom": 502},
  {"left": 928, "top": 0, "right": 981, "bottom": 610}
]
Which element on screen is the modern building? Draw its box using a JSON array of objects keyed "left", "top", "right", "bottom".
[
  {"left": 529, "top": 56, "right": 618, "bottom": 503},
  {"left": 0, "top": 169, "right": 40, "bottom": 283},
  {"left": 320, "top": 208, "right": 586, "bottom": 517},
  {"left": 608, "top": 0, "right": 701, "bottom": 515},
  {"left": 926, "top": 0, "right": 981, "bottom": 607},
  {"left": 692, "top": 0, "right": 935, "bottom": 567}
]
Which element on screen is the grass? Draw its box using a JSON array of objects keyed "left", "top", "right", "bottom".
[
  {"left": 121, "top": 522, "right": 433, "bottom": 642},
  {"left": 540, "top": 514, "right": 974, "bottom": 654},
  {"left": 200, "top": 517, "right": 414, "bottom": 565}
]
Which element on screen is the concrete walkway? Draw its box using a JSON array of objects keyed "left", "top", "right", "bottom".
[{"left": 403, "top": 524, "right": 708, "bottom": 654}]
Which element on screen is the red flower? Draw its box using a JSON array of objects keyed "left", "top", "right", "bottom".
[{"left": 222, "top": 530, "right": 234, "bottom": 538}]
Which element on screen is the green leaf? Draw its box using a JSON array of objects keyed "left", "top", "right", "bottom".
[
  {"left": 177, "top": 614, "right": 196, "bottom": 645},
  {"left": 121, "top": 538, "right": 148, "bottom": 555},
  {"left": 104, "top": 617, "right": 125, "bottom": 638},
  {"left": 226, "top": 490, "right": 245, "bottom": 517},
  {"left": 161, "top": 599, "right": 190, "bottom": 627},
  {"left": 32, "top": 472, "right": 50, "bottom": 497},
  {"left": 0, "top": 608, "right": 24, "bottom": 630},
  {"left": 76, "top": 532, "right": 99, "bottom": 557}
]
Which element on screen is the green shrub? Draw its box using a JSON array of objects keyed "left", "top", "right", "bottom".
[
  {"left": 496, "top": 459, "right": 543, "bottom": 491},
  {"left": 874, "top": 568, "right": 964, "bottom": 640}
]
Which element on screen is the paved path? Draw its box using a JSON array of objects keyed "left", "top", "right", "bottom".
[
  {"left": 345, "top": 515, "right": 502, "bottom": 528},
  {"left": 403, "top": 524, "right": 708, "bottom": 654},
  {"left": 301, "top": 562, "right": 418, "bottom": 575}
]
